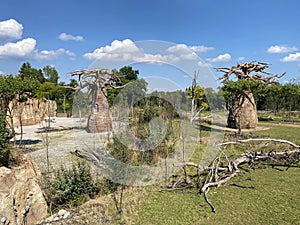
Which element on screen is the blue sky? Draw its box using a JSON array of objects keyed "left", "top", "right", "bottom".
[{"left": 1, "top": 0, "right": 300, "bottom": 88}]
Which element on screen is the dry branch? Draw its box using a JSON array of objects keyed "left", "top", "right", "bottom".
[
  {"left": 216, "top": 61, "right": 285, "bottom": 84},
  {"left": 173, "top": 138, "right": 300, "bottom": 212}
]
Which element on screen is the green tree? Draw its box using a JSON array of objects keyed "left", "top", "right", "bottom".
[
  {"left": 107, "top": 66, "right": 142, "bottom": 106},
  {"left": 43, "top": 65, "right": 59, "bottom": 85},
  {"left": 18, "top": 62, "right": 45, "bottom": 84},
  {"left": 57, "top": 79, "right": 78, "bottom": 113},
  {"left": 36, "top": 82, "right": 60, "bottom": 100},
  {"left": 0, "top": 74, "right": 40, "bottom": 143},
  {"left": 185, "top": 85, "right": 208, "bottom": 122}
]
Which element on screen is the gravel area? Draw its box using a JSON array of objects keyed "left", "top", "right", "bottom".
[{"left": 14, "top": 117, "right": 108, "bottom": 173}]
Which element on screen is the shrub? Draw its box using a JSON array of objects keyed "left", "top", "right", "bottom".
[
  {"left": 0, "top": 113, "right": 13, "bottom": 167},
  {"left": 46, "top": 161, "right": 100, "bottom": 209}
]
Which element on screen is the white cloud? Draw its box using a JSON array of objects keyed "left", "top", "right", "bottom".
[
  {"left": 35, "top": 48, "right": 76, "bottom": 60},
  {"left": 58, "top": 33, "right": 84, "bottom": 41},
  {"left": 0, "top": 38, "right": 36, "bottom": 58},
  {"left": 267, "top": 45, "right": 298, "bottom": 54},
  {"left": 167, "top": 43, "right": 214, "bottom": 54},
  {"left": 166, "top": 44, "right": 199, "bottom": 60},
  {"left": 134, "top": 53, "right": 180, "bottom": 63},
  {"left": 0, "top": 20, "right": 75, "bottom": 61},
  {"left": 281, "top": 52, "right": 300, "bottom": 62},
  {"left": 0, "top": 37, "right": 75, "bottom": 61},
  {"left": 197, "top": 60, "right": 211, "bottom": 68},
  {"left": 207, "top": 53, "right": 231, "bottom": 63},
  {"left": 84, "top": 39, "right": 139, "bottom": 60},
  {"left": 190, "top": 45, "right": 214, "bottom": 52},
  {"left": 237, "top": 56, "right": 245, "bottom": 61},
  {"left": 0, "top": 70, "right": 4, "bottom": 75},
  {"left": 0, "top": 19, "right": 23, "bottom": 42},
  {"left": 84, "top": 39, "right": 212, "bottom": 64}
]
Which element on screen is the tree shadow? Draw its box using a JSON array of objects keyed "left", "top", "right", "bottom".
[{"left": 13, "top": 139, "right": 42, "bottom": 145}]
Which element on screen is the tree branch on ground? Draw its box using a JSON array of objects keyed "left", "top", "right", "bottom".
[{"left": 173, "top": 138, "right": 300, "bottom": 212}]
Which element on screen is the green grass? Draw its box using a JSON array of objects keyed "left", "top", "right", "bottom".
[
  {"left": 252, "top": 123, "right": 300, "bottom": 145},
  {"left": 70, "top": 121, "right": 299, "bottom": 225},
  {"left": 127, "top": 121, "right": 300, "bottom": 225},
  {"left": 134, "top": 167, "right": 300, "bottom": 225}
]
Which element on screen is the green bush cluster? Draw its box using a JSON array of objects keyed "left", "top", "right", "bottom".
[
  {"left": 46, "top": 161, "right": 100, "bottom": 208},
  {"left": 0, "top": 114, "right": 13, "bottom": 167}
]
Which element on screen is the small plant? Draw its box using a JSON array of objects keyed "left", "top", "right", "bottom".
[{"left": 46, "top": 161, "right": 100, "bottom": 209}]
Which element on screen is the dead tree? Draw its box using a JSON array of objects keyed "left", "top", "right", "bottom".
[
  {"left": 216, "top": 62, "right": 285, "bottom": 131},
  {"left": 173, "top": 138, "right": 300, "bottom": 212},
  {"left": 70, "top": 68, "right": 124, "bottom": 133}
]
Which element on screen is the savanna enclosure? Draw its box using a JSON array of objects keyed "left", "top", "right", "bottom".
[{"left": 0, "top": 62, "right": 299, "bottom": 225}]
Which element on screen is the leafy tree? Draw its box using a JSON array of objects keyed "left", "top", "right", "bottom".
[
  {"left": 119, "top": 66, "right": 139, "bottom": 81},
  {"left": 43, "top": 65, "right": 59, "bottom": 85},
  {"left": 36, "top": 81, "right": 60, "bottom": 100},
  {"left": 0, "top": 75, "right": 38, "bottom": 141},
  {"left": 107, "top": 66, "right": 141, "bottom": 106},
  {"left": 18, "top": 62, "right": 45, "bottom": 84},
  {"left": 185, "top": 85, "right": 208, "bottom": 123},
  {"left": 57, "top": 79, "right": 78, "bottom": 113},
  {"left": 222, "top": 79, "right": 266, "bottom": 109}
]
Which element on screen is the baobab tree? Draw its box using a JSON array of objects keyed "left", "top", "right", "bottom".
[
  {"left": 70, "top": 68, "right": 123, "bottom": 133},
  {"left": 216, "top": 62, "right": 285, "bottom": 132}
]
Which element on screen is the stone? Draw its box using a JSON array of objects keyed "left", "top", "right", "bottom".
[
  {"left": 0, "top": 156, "right": 48, "bottom": 225},
  {"left": 1, "top": 217, "right": 6, "bottom": 224},
  {"left": 58, "top": 209, "right": 67, "bottom": 217},
  {"left": 7, "top": 98, "right": 57, "bottom": 127},
  {"left": 63, "top": 211, "right": 71, "bottom": 219}
]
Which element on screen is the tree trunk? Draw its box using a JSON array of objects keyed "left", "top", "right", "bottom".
[
  {"left": 87, "top": 90, "right": 112, "bottom": 133},
  {"left": 227, "top": 91, "right": 258, "bottom": 129}
]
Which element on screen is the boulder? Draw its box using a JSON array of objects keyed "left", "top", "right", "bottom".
[{"left": 0, "top": 156, "right": 48, "bottom": 225}]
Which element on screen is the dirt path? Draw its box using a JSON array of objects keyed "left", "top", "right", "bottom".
[{"left": 14, "top": 117, "right": 107, "bottom": 173}]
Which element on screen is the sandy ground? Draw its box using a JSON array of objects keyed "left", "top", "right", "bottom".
[{"left": 14, "top": 117, "right": 108, "bottom": 173}]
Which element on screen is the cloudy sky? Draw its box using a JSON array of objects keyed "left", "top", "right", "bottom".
[{"left": 1, "top": 0, "right": 300, "bottom": 86}]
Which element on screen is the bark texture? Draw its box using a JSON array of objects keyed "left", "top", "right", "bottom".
[
  {"left": 87, "top": 90, "right": 112, "bottom": 133},
  {"left": 228, "top": 91, "right": 258, "bottom": 129}
]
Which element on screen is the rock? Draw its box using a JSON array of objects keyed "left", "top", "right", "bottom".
[
  {"left": 0, "top": 156, "right": 48, "bottom": 225},
  {"left": 7, "top": 98, "right": 57, "bottom": 127},
  {"left": 63, "top": 211, "right": 71, "bottom": 219},
  {"left": 58, "top": 209, "right": 67, "bottom": 217},
  {"left": 1, "top": 217, "right": 6, "bottom": 224}
]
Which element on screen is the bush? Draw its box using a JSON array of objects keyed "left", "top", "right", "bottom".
[
  {"left": 0, "top": 113, "right": 13, "bottom": 167},
  {"left": 46, "top": 161, "right": 100, "bottom": 209}
]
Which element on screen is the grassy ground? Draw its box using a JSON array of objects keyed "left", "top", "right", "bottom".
[
  {"left": 35, "top": 119, "right": 300, "bottom": 225},
  {"left": 133, "top": 167, "right": 299, "bottom": 225},
  {"left": 124, "top": 121, "right": 300, "bottom": 225}
]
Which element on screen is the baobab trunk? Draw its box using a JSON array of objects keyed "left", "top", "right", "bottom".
[
  {"left": 87, "top": 90, "right": 112, "bottom": 133},
  {"left": 227, "top": 91, "right": 258, "bottom": 129}
]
